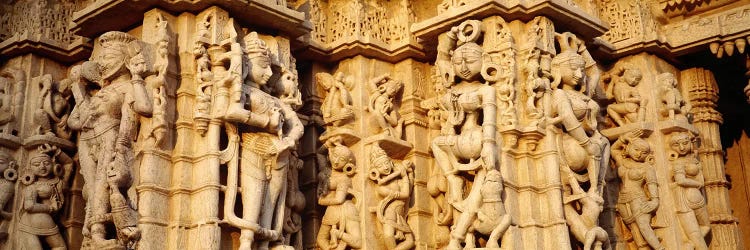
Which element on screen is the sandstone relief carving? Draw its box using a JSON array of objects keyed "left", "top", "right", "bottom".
[
  {"left": 17, "top": 144, "right": 72, "bottom": 250},
  {"left": 0, "top": 68, "right": 25, "bottom": 147},
  {"left": 68, "top": 31, "right": 151, "bottom": 250},
  {"left": 657, "top": 72, "right": 690, "bottom": 122},
  {"left": 604, "top": 65, "right": 646, "bottom": 127},
  {"left": 32, "top": 74, "right": 72, "bottom": 139},
  {"left": 2, "top": 1, "right": 749, "bottom": 250},
  {"left": 0, "top": 151, "right": 16, "bottom": 242},
  {"left": 316, "top": 137, "right": 362, "bottom": 250},
  {"left": 221, "top": 29, "right": 304, "bottom": 250},
  {"left": 368, "top": 144, "right": 414, "bottom": 250},
  {"left": 612, "top": 130, "right": 663, "bottom": 250},
  {"left": 368, "top": 74, "right": 404, "bottom": 139},
  {"left": 550, "top": 32, "right": 610, "bottom": 250},
  {"left": 431, "top": 20, "right": 504, "bottom": 249},
  {"left": 667, "top": 131, "right": 709, "bottom": 250},
  {"left": 318, "top": 72, "right": 355, "bottom": 128}
]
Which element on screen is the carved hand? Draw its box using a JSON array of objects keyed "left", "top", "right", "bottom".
[
  {"left": 267, "top": 109, "right": 284, "bottom": 134},
  {"left": 481, "top": 145, "right": 496, "bottom": 169},
  {"left": 127, "top": 53, "right": 148, "bottom": 81}
]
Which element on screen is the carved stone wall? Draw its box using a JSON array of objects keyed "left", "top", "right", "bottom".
[{"left": 0, "top": 1, "right": 749, "bottom": 250}]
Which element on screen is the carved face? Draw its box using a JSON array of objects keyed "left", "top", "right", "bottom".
[
  {"left": 329, "top": 144, "right": 355, "bottom": 172},
  {"left": 30, "top": 155, "right": 52, "bottom": 177},
  {"left": 659, "top": 74, "right": 677, "bottom": 89},
  {"left": 626, "top": 139, "right": 650, "bottom": 162},
  {"left": 452, "top": 43, "right": 483, "bottom": 81},
  {"left": 670, "top": 133, "right": 692, "bottom": 156},
  {"left": 376, "top": 160, "right": 393, "bottom": 176},
  {"left": 0, "top": 154, "right": 10, "bottom": 172},
  {"left": 97, "top": 46, "right": 129, "bottom": 82},
  {"left": 624, "top": 69, "right": 642, "bottom": 87},
  {"left": 248, "top": 55, "right": 273, "bottom": 86},
  {"left": 559, "top": 62, "right": 584, "bottom": 87}
]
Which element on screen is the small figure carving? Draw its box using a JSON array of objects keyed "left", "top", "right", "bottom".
[
  {"left": 17, "top": 144, "right": 72, "bottom": 250},
  {"left": 316, "top": 137, "right": 362, "bottom": 250},
  {"left": 524, "top": 49, "right": 550, "bottom": 126},
  {"left": 0, "top": 68, "right": 25, "bottom": 136},
  {"left": 146, "top": 19, "right": 170, "bottom": 146},
  {"left": 668, "top": 131, "right": 709, "bottom": 250},
  {"left": 192, "top": 18, "right": 213, "bottom": 135},
  {"left": 317, "top": 72, "right": 355, "bottom": 127},
  {"left": 368, "top": 74, "right": 404, "bottom": 139},
  {"left": 604, "top": 65, "right": 646, "bottom": 127},
  {"left": 32, "top": 74, "right": 72, "bottom": 139},
  {"left": 657, "top": 73, "right": 690, "bottom": 121},
  {"left": 282, "top": 151, "right": 305, "bottom": 249},
  {"left": 612, "top": 130, "right": 663, "bottom": 250},
  {"left": 222, "top": 31, "right": 304, "bottom": 250},
  {"left": 0, "top": 151, "right": 17, "bottom": 241},
  {"left": 68, "top": 31, "right": 151, "bottom": 249},
  {"left": 368, "top": 145, "right": 414, "bottom": 250}
]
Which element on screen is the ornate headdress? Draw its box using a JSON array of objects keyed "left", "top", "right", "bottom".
[
  {"left": 99, "top": 31, "right": 138, "bottom": 56},
  {"left": 243, "top": 32, "right": 269, "bottom": 58}
]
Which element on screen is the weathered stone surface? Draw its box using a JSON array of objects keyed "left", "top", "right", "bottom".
[{"left": 0, "top": 1, "right": 748, "bottom": 250}]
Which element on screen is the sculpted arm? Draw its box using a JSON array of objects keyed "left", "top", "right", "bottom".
[
  {"left": 318, "top": 181, "right": 350, "bottom": 206},
  {"left": 646, "top": 167, "right": 659, "bottom": 202},
  {"left": 674, "top": 162, "right": 702, "bottom": 188},
  {"left": 24, "top": 188, "right": 52, "bottom": 213},
  {"left": 281, "top": 103, "right": 303, "bottom": 146},
  {"left": 480, "top": 86, "right": 498, "bottom": 167}
]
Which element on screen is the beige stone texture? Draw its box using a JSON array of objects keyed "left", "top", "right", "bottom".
[{"left": 1, "top": 0, "right": 749, "bottom": 249}]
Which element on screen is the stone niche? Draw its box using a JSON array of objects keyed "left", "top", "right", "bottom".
[{"left": 0, "top": 0, "right": 747, "bottom": 250}]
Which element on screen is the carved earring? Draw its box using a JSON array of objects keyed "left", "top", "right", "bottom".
[
  {"left": 2, "top": 167, "right": 16, "bottom": 182},
  {"left": 21, "top": 173, "right": 35, "bottom": 185},
  {"left": 369, "top": 169, "right": 380, "bottom": 182}
]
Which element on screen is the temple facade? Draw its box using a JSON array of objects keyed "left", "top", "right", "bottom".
[{"left": 0, "top": 0, "right": 749, "bottom": 249}]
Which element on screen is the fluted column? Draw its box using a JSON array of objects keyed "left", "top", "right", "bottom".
[{"left": 682, "top": 67, "right": 744, "bottom": 250}]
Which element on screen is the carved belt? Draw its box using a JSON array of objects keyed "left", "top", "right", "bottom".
[{"left": 17, "top": 221, "right": 59, "bottom": 236}]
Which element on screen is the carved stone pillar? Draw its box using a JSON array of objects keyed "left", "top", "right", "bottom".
[{"left": 682, "top": 67, "right": 744, "bottom": 250}]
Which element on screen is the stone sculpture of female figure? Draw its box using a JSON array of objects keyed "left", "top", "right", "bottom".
[
  {"left": 17, "top": 144, "right": 72, "bottom": 250},
  {"left": 549, "top": 33, "right": 609, "bottom": 196},
  {"left": 0, "top": 151, "right": 16, "bottom": 241},
  {"left": 549, "top": 32, "right": 610, "bottom": 250},
  {"left": 430, "top": 20, "right": 500, "bottom": 250},
  {"left": 369, "top": 145, "right": 414, "bottom": 250},
  {"left": 657, "top": 73, "right": 690, "bottom": 121},
  {"left": 68, "top": 31, "right": 151, "bottom": 249},
  {"left": 612, "top": 130, "right": 663, "bottom": 250},
  {"left": 316, "top": 137, "right": 362, "bottom": 250},
  {"left": 222, "top": 32, "right": 303, "bottom": 250},
  {"left": 431, "top": 21, "right": 498, "bottom": 208},
  {"left": 368, "top": 74, "right": 404, "bottom": 138},
  {"left": 317, "top": 72, "right": 355, "bottom": 127},
  {"left": 605, "top": 65, "right": 645, "bottom": 127},
  {"left": 668, "top": 131, "right": 709, "bottom": 250}
]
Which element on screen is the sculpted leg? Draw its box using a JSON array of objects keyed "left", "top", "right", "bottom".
[
  {"left": 486, "top": 214, "right": 511, "bottom": 248},
  {"left": 90, "top": 134, "right": 116, "bottom": 244},
  {"left": 316, "top": 224, "right": 332, "bottom": 250},
  {"left": 17, "top": 231, "right": 42, "bottom": 250},
  {"left": 677, "top": 212, "right": 707, "bottom": 250},
  {"left": 635, "top": 214, "right": 662, "bottom": 250},
  {"left": 240, "top": 152, "right": 267, "bottom": 250},
  {"left": 431, "top": 140, "right": 464, "bottom": 204},
  {"left": 46, "top": 233, "right": 67, "bottom": 250}
]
